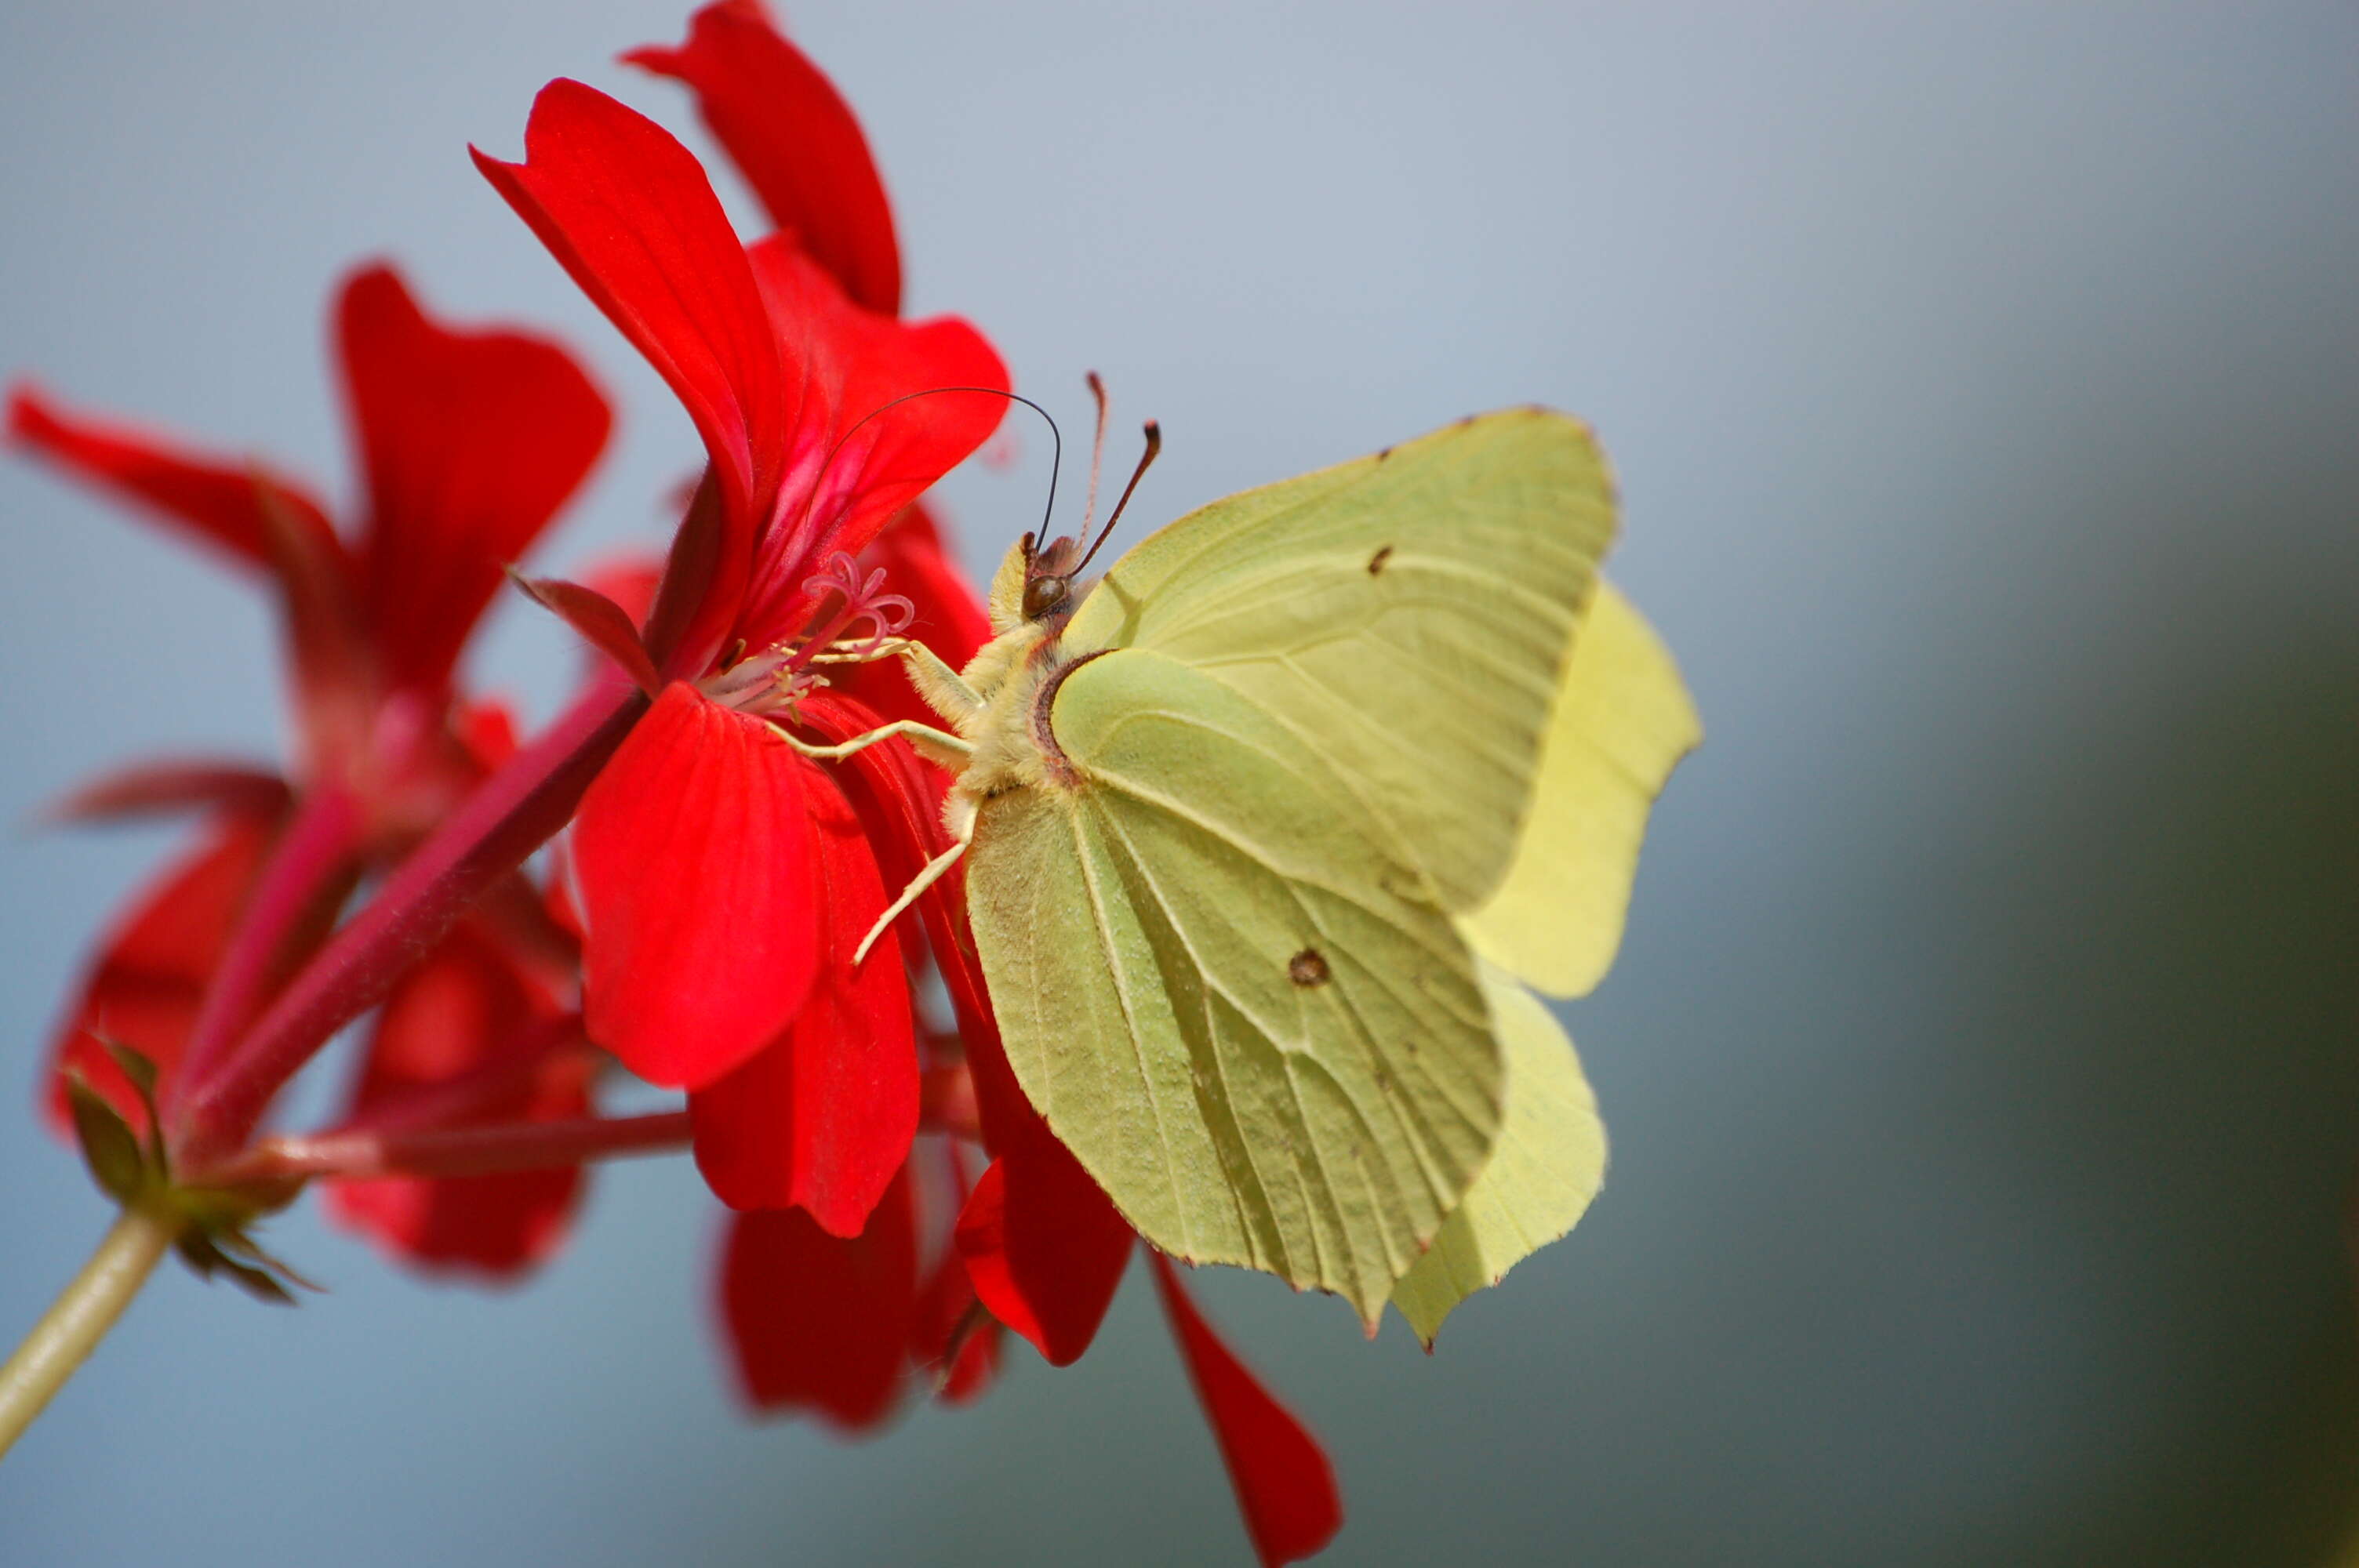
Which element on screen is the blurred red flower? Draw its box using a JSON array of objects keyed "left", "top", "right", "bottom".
[
  {"left": 13, "top": 6, "right": 1348, "bottom": 1558},
  {"left": 13, "top": 262, "right": 609, "bottom": 1275}
]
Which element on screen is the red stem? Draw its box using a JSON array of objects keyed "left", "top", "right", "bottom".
[
  {"left": 241, "top": 1110, "right": 690, "bottom": 1182},
  {"left": 167, "top": 784, "right": 363, "bottom": 1117},
  {"left": 173, "top": 684, "right": 646, "bottom": 1167}
]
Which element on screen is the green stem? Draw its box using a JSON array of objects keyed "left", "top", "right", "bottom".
[
  {"left": 231, "top": 1109, "right": 693, "bottom": 1183},
  {"left": 0, "top": 1201, "right": 185, "bottom": 1461}
]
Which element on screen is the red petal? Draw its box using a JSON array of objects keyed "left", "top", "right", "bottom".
[
  {"left": 572, "top": 683, "right": 820, "bottom": 1089},
  {"left": 7, "top": 380, "right": 339, "bottom": 576},
  {"left": 717, "top": 1169, "right": 918, "bottom": 1432},
  {"left": 254, "top": 467, "right": 379, "bottom": 782},
  {"left": 11, "top": 387, "right": 376, "bottom": 754},
  {"left": 579, "top": 554, "right": 666, "bottom": 635},
  {"left": 326, "top": 920, "right": 588, "bottom": 1277},
  {"left": 938, "top": 1295, "right": 1000, "bottom": 1403},
  {"left": 513, "top": 574, "right": 662, "bottom": 695},
  {"left": 642, "top": 470, "right": 727, "bottom": 675},
  {"left": 795, "top": 691, "right": 1030, "bottom": 1142},
  {"left": 474, "top": 79, "right": 787, "bottom": 650},
  {"left": 625, "top": 2, "right": 902, "bottom": 314},
  {"left": 337, "top": 263, "right": 611, "bottom": 694},
  {"left": 912, "top": 1249, "right": 1001, "bottom": 1406},
  {"left": 45, "top": 760, "right": 289, "bottom": 826},
  {"left": 454, "top": 699, "right": 522, "bottom": 774},
  {"left": 1150, "top": 1254, "right": 1344, "bottom": 1568},
  {"left": 955, "top": 1134, "right": 1135, "bottom": 1367},
  {"left": 799, "top": 693, "right": 1134, "bottom": 1363},
  {"left": 911, "top": 1140, "right": 1001, "bottom": 1404},
  {"left": 45, "top": 813, "right": 278, "bottom": 1137},
  {"left": 797, "top": 691, "right": 968, "bottom": 944},
  {"left": 735, "top": 243, "right": 1005, "bottom": 646},
  {"left": 688, "top": 765, "right": 917, "bottom": 1236}
]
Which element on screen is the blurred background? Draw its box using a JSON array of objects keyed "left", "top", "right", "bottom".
[{"left": 2, "top": 3, "right": 2356, "bottom": 1563}]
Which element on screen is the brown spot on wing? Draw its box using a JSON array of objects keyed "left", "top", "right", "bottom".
[
  {"left": 1289, "top": 948, "right": 1332, "bottom": 987},
  {"left": 1366, "top": 545, "right": 1394, "bottom": 575}
]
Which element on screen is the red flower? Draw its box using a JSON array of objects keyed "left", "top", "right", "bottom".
[
  {"left": 474, "top": 71, "right": 1001, "bottom": 1246},
  {"left": 612, "top": 0, "right": 1159, "bottom": 1372},
  {"left": 13, "top": 263, "right": 610, "bottom": 1276},
  {"left": 20, "top": 6, "right": 1355, "bottom": 1559},
  {"left": 13, "top": 266, "right": 608, "bottom": 790},
  {"left": 490, "top": 12, "right": 1345, "bottom": 1554},
  {"left": 609, "top": 1, "right": 1143, "bottom": 1364}
]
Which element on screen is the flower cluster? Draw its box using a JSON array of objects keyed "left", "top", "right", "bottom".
[{"left": 9, "top": 5, "right": 1337, "bottom": 1563}]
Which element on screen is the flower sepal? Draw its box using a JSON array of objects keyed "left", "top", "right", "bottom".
[
  {"left": 62, "top": 1036, "right": 312, "bottom": 1306},
  {"left": 166, "top": 1208, "right": 318, "bottom": 1308}
]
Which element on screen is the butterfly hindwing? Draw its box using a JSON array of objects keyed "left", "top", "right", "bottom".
[
  {"left": 966, "top": 648, "right": 1503, "bottom": 1326},
  {"left": 1463, "top": 580, "right": 1702, "bottom": 999},
  {"left": 1389, "top": 955, "right": 1607, "bottom": 1345}
]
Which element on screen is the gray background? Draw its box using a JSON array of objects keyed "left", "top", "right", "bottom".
[{"left": 3, "top": 3, "right": 2357, "bottom": 1564}]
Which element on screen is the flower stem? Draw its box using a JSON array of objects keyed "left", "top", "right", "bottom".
[
  {"left": 169, "top": 783, "right": 364, "bottom": 1116},
  {"left": 174, "top": 684, "right": 646, "bottom": 1168},
  {"left": 235, "top": 1110, "right": 692, "bottom": 1183},
  {"left": 0, "top": 1200, "right": 184, "bottom": 1461}
]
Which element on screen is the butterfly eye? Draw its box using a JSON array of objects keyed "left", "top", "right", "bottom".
[
  {"left": 1024, "top": 534, "right": 1084, "bottom": 622},
  {"left": 1022, "top": 572, "right": 1072, "bottom": 621}
]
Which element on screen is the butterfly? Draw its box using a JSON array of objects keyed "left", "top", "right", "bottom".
[{"left": 797, "top": 405, "right": 1698, "bottom": 1334}]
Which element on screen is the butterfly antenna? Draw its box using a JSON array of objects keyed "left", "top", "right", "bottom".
[
  {"left": 1074, "top": 419, "right": 1161, "bottom": 575},
  {"left": 1078, "top": 371, "right": 1112, "bottom": 545},
  {"left": 813, "top": 386, "right": 1063, "bottom": 546}
]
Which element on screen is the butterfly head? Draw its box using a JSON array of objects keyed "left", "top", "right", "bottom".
[
  {"left": 1019, "top": 532, "right": 1085, "bottom": 622},
  {"left": 1008, "top": 412, "right": 1162, "bottom": 626}
]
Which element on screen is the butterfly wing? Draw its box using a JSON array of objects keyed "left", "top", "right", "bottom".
[
  {"left": 1463, "top": 581, "right": 1701, "bottom": 998},
  {"left": 1382, "top": 590, "right": 1695, "bottom": 1336},
  {"left": 965, "top": 649, "right": 1502, "bottom": 1327},
  {"left": 1060, "top": 407, "right": 1616, "bottom": 913},
  {"left": 1389, "top": 955, "right": 1607, "bottom": 1346}
]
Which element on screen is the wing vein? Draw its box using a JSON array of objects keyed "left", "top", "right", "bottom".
[{"left": 1065, "top": 802, "right": 1199, "bottom": 1258}]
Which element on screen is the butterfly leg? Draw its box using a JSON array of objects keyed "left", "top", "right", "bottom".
[
  {"left": 852, "top": 822, "right": 973, "bottom": 965},
  {"left": 896, "top": 641, "right": 986, "bottom": 725},
  {"left": 774, "top": 718, "right": 973, "bottom": 772}
]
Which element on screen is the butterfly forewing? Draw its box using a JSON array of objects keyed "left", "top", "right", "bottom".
[{"left": 1060, "top": 408, "right": 1616, "bottom": 913}]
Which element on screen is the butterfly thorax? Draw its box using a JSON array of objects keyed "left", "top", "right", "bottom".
[
  {"left": 948, "top": 619, "right": 1097, "bottom": 809},
  {"left": 932, "top": 532, "right": 1089, "bottom": 781},
  {"left": 902, "top": 529, "right": 1118, "bottom": 851}
]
